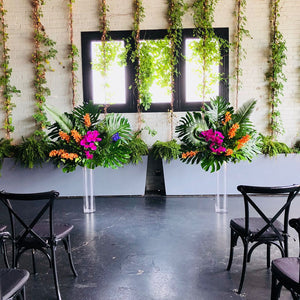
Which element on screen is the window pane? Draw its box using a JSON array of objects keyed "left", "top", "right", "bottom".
[
  {"left": 185, "top": 38, "right": 220, "bottom": 102},
  {"left": 140, "top": 39, "right": 172, "bottom": 104},
  {"left": 91, "top": 40, "right": 126, "bottom": 105}
]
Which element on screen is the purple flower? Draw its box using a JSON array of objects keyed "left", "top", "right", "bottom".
[
  {"left": 85, "top": 151, "right": 93, "bottom": 159},
  {"left": 112, "top": 132, "right": 120, "bottom": 142}
]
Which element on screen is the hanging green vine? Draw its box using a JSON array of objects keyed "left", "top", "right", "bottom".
[
  {"left": 0, "top": 0, "right": 20, "bottom": 139},
  {"left": 67, "top": 0, "right": 79, "bottom": 108},
  {"left": 265, "top": 0, "right": 287, "bottom": 138},
  {"left": 32, "top": 0, "right": 57, "bottom": 136},
  {"left": 191, "top": 0, "right": 226, "bottom": 105},
  {"left": 132, "top": 0, "right": 145, "bottom": 115},
  {"left": 167, "top": 0, "right": 187, "bottom": 139},
  {"left": 233, "top": 0, "right": 251, "bottom": 109}
]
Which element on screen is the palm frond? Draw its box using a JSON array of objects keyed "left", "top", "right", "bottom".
[
  {"left": 72, "top": 102, "right": 101, "bottom": 125},
  {"left": 45, "top": 105, "right": 73, "bottom": 133},
  {"left": 176, "top": 112, "right": 208, "bottom": 147},
  {"left": 233, "top": 99, "right": 256, "bottom": 127},
  {"left": 204, "top": 97, "right": 232, "bottom": 125}
]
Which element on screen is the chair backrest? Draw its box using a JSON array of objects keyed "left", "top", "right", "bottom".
[
  {"left": 237, "top": 184, "right": 300, "bottom": 242},
  {"left": 289, "top": 218, "right": 300, "bottom": 257},
  {"left": 0, "top": 190, "right": 59, "bottom": 252}
]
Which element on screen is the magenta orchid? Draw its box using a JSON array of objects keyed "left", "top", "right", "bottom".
[
  {"left": 201, "top": 129, "right": 226, "bottom": 155},
  {"left": 80, "top": 130, "right": 102, "bottom": 159}
]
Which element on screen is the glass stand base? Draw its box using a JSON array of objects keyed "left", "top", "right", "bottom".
[
  {"left": 215, "top": 163, "right": 228, "bottom": 213},
  {"left": 83, "top": 167, "right": 95, "bottom": 213}
]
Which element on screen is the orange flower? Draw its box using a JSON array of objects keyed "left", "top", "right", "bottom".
[
  {"left": 71, "top": 129, "right": 82, "bottom": 143},
  {"left": 225, "top": 149, "right": 233, "bottom": 156},
  {"left": 84, "top": 113, "right": 91, "bottom": 127},
  {"left": 222, "top": 112, "right": 232, "bottom": 125},
  {"left": 59, "top": 131, "right": 70, "bottom": 143},
  {"left": 182, "top": 151, "right": 198, "bottom": 159},
  {"left": 237, "top": 135, "right": 251, "bottom": 149},
  {"left": 228, "top": 123, "right": 239, "bottom": 139},
  {"left": 49, "top": 150, "right": 59, "bottom": 157}
]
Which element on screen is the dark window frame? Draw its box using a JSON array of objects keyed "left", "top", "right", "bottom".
[{"left": 81, "top": 28, "right": 229, "bottom": 113}]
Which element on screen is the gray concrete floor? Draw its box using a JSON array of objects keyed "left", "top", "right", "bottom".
[{"left": 0, "top": 195, "right": 299, "bottom": 300}]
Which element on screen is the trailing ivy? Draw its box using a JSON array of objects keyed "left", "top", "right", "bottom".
[
  {"left": 191, "top": 0, "right": 226, "bottom": 104},
  {"left": 32, "top": 0, "right": 57, "bottom": 136},
  {"left": 0, "top": 0, "right": 20, "bottom": 139},
  {"left": 167, "top": 0, "right": 187, "bottom": 139},
  {"left": 68, "top": 0, "right": 79, "bottom": 108},
  {"left": 132, "top": 0, "right": 145, "bottom": 115},
  {"left": 232, "top": 0, "right": 251, "bottom": 109},
  {"left": 265, "top": 0, "right": 287, "bottom": 138}
]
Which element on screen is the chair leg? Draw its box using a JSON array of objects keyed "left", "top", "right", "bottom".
[
  {"left": 50, "top": 245, "right": 62, "bottom": 300},
  {"left": 267, "top": 243, "right": 271, "bottom": 268},
  {"left": 237, "top": 240, "right": 248, "bottom": 294},
  {"left": 62, "top": 235, "right": 78, "bottom": 277},
  {"left": 2, "top": 241, "right": 10, "bottom": 268},
  {"left": 271, "top": 273, "right": 282, "bottom": 300},
  {"left": 31, "top": 249, "right": 37, "bottom": 274},
  {"left": 227, "top": 228, "right": 238, "bottom": 271}
]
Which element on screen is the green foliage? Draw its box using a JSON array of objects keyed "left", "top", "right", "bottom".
[
  {"left": 293, "top": 140, "right": 300, "bottom": 153},
  {"left": 47, "top": 103, "right": 134, "bottom": 172},
  {"left": 176, "top": 97, "right": 260, "bottom": 172},
  {"left": 0, "top": 1, "right": 20, "bottom": 138},
  {"left": 14, "top": 135, "right": 50, "bottom": 169},
  {"left": 191, "top": 0, "right": 228, "bottom": 102},
  {"left": 32, "top": 0, "right": 57, "bottom": 135},
  {"left": 152, "top": 139, "right": 181, "bottom": 163},
  {"left": 0, "top": 138, "right": 14, "bottom": 175},
  {"left": 265, "top": 0, "right": 287, "bottom": 138},
  {"left": 259, "top": 134, "right": 292, "bottom": 157},
  {"left": 126, "top": 132, "right": 148, "bottom": 164}
]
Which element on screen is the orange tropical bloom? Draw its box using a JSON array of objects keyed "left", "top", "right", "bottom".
[
  {"left": 71, "top": 129, "right": 82, "bottom": 143},
  {"left": 84, "top": 113, "right": 91, "bottom": 127},
  {"left": 228, "top": 123, "right": 240, "bottom": 139},
  {"left": 237, "top": 135, "right": 251, "bottom": 149},
  {"left": 225, "top": 149, "right": 233, "bottom": 156},
  {"left": 222, "top": 111, "right": 232, "bottom": 125},
  {"left": 59, "top": 131, "right": 70, "bottom": 143},
  {"left": 182, "top": 151, "right": 198, "bottom": 159},
  {"left": 50, "top": 149, "right": 78, "bottom": 160}
]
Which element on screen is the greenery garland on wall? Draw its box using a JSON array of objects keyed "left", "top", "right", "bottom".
[
  {"left": 167, "top": 0, "right": 186, "bottom": 139},
  {"left": 0, "top": 0, "right": 20, "bottom": 140},
  {"left": 191, "top": 0, "right": 224, "bottom": 105},
  {"left": 32, "top": 0, "right": 57, "bottom": 136},
  {"left": 232, "top": 0, "right": 250, "bottom": 109},
  {"left": 266, "top": 0, "right": 287, "bottom": 138},
  {"left": 68, "top": 0, "right": 79, "bottom": 108}
]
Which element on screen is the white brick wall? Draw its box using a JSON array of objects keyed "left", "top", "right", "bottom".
[{"left": 1, "top": 0, "right": 299, "bottom": 146}]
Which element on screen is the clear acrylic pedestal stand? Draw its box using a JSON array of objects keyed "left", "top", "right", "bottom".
[
  {"left": 215, "top": 163, "right": 228, "bottom": 213},
  {"left": 83, "top": 167, "right": 95, "bottom": 213}
]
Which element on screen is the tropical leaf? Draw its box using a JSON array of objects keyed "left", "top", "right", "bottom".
[
  {"left": 72, "top": 102, "right": 101, "bottom": 125},
  {"left": 232, "top": 99, "right": 256, "bottom": 127},
  {"left": 45, "top": 105, "right": 73, "bottom": 133},
  {"left": 176, "top": 112, "right": 208, "bottom": 147}
]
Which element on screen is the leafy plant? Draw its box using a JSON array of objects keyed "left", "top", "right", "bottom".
[
  {"left": 0, "top": 138, "right": 14, "bottom": 174},
  {"left": 14, "top": 135, "right": 50, "bottom": 169},
  {"left": 265, "top": 0, "right": 287, "bottom": 138},
  {"left": 176, "top": 97, "right": 260, "bottom": 172},
  {"left": 152, "top": 139, "right": 181, "bottom": 163},
  {"left": 126, "top": 131, "right": 148, "bottom": 164},
  {"left": 0, "top": 1, "right": 21, "bottom": 138},
  {"left": 292, "top": 140, "right": 300, "bottom": 153},
  {"left": 259, "top": 134, "right": 292, "bottom": 157},
  {"left": 32, "top": 0, "right": 57, "bottom": 136},
  {"left": 191, "top": 0, "right": 228, "bottom": 104},
  {"left": 46, "top": 103, "right": 133, "bottom": 172},
  {"left": 232, "top": 0, "right": 251, "bottom": 108}
]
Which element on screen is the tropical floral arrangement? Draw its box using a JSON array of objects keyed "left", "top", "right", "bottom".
[
  {"left": 176, "top": 97, "right": 261, "bottom": 172},
  {"left": 46, "top": 103, "right": 132, "bottom": 173}
]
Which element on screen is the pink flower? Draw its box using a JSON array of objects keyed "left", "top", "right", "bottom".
[{"left": 85, "top": 151, "right": 93, "bottom": 159}]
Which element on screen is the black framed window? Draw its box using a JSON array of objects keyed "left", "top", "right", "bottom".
[{"left": 81, "top": 28, "right": 229, "bottom": 112}]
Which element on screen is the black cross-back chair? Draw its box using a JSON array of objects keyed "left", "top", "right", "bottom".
[
  {"left": 271, "top": 217, "right": 300, "bottom": 299},
  {"left": 0, "top": 224, "right": 10, "bottom": 268},
  {"left": 227, "top": 184, "right": 300, "bottom": 294},
  {"left": 0, "top": 190, "right": 78, "bottom": 300},
  {"left": 0, "top": 268, "right": 30, "bottom": 300}
]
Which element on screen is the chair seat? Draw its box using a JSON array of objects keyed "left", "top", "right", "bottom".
[
  {"left": 19, "top": 223, "right": 74, "bottom": 248},
  {"left": 271, "top": 257, "right": 300, "bottom": 294},
  {"left": 0, "top": 268, "right": 30, "bottom": 300},
  {"left": 230, "top": 217, "right": 284, "bottom": 239}
]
